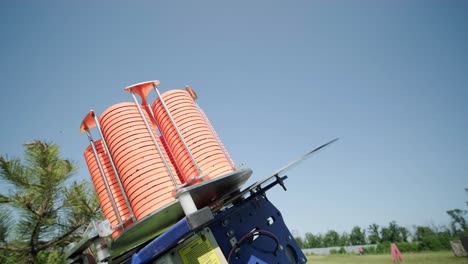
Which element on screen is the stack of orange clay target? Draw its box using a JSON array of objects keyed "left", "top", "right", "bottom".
[
  {"left": 99, "top": 103, "right": 180, "bottom": 221},
  {"left": 153, "top": 89, "right": 235, "bottom": 183},
  {"left": 84, "top": 140, "right": 132, "bottom": 238},
  {"left": 81, "top": 83, "right": 236, "bottom": 239}
]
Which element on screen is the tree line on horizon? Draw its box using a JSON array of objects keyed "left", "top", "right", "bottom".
[{"left": 294, "top": 212, "right": 467, "bottom": 253}]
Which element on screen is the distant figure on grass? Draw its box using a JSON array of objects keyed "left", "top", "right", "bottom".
[
  {"left": 358, "top": 247, "right": 364, "bottom": 255},
  {"left": 391, "top": 243, "right": 404, "bottom": 263}
]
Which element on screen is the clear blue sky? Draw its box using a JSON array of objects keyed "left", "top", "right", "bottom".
[{"left": 1, "top": 1, "right": 467, "bottom": 237}]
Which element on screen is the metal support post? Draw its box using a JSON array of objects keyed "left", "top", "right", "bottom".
[
  {"left": 128, "top": 89, "right": 180, "bottom": 190},
  {"left": 185, "top": 85, "right": 236, "bottom": 170},
  {"left": 92, "top": 111, "right": 136, "bottom": 222},
  {"left": 84, "top": 129, "right": 124, "bottom": 227},
  {"left": 153, "top": 85, "right": 204, "bottom": 180}
]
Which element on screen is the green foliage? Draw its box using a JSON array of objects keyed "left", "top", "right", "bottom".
[
  {"left": 371, "top": 236, "right": 451, "bottom": 255},
  {"left": 362, "top": 245, "right": 376, "bottom": 254},
  {"left": 37, "top": 250, "right": 66, "bottom": 264},
  {"left": 411, "top": 225, "right": 454, "bottom": 251},
  {"left": 367, "top": 223, "right": 380, "bottom": 244},
  {"left": 414, "top": 226, "right": 436, "bottom": 241},
  {"left": 446, "top": 209, "right": 467, "bottom": 235},
  {"left": 375, "top": 241, "right": 391, "bottom": 254},
  {"left": 338, "top": 232, "right": 349, "bottom": 247},
  {"left": 418, "top": 234, "right": 452, "bottom": 251},
  {"left": 0, "top": 249, "right": 19, "bottom": 264},
  {"left": 349, "top": 226, "right": 366, "bottom": 245},
  {"left": 294, "top": 236, "right": 305, "bottom": 248},
  {"left": 323, "top": 230, "right": 340, "bottom": 247},
  {"left": 0, "top": 209, "right": 13, "bottom": 243},
  {"left": 295, "top": 220, "right": 457, "bottom": 253},
  {"left": 305, "top": 232, "right": 323, "bottom": 248},
  {"left": 395, "top": 241, "right": 419, "bottom": 252},
  {"left": 338, "top": 246, "right": 347, "bottom": 254},
  {"left": 381, "top": 221, "right": 403, "bottom": 243},
  {"left": 419, "top": 236, "right": 443, "bottom": 251},
  {"left": 0, "top": 141, "right": 101, "bottom": 263},
  {"left": 307, "top": 251, "right": 467, "bottom": 264},
  {"left": 329, "top": 247, "right": 347, "bottom": 255},
  {"left": 371, "top": 236, "right": 452, "bottom": 254},
  {"left": 399, "top": 226, "right": 410, "bottom": 242}
]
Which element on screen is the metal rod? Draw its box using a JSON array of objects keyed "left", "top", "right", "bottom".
[
  {"left": 129, "top": 90, "right": 180, "bottom": 190},
  {"left": 85, "top": 130, "right": 124, "bottom": 227},
  {"left": 196, "top": 105, "right": 237, "bottom": 171},
  {"left": 153, "top": 86, "right": 203, "bottom": 177},
  {"left": 142, "top": 100, "right": 186, "bottom": 188},
  {"left": 92, "top": 112, "right": 136, "bottom": 222}
]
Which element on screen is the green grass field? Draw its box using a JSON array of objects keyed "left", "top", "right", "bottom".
[{"left": 306, "top": 251, "right": 468, "bottom": 264}]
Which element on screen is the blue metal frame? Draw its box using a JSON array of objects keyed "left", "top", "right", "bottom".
[
  {"left": 208, "top": 182, "right": 306, "bottom": 264},
  {"left": 131, "top": 218, "right": 191, "bottom": 264},
  {"left": 129, "top": 175, "right": 306, "bottom": 264}
]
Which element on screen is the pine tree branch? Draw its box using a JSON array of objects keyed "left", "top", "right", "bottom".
[
  {"left": 29, "top": 213, "right": 42, "bottom": 255},
  {"left": 1, "top": 141, "right": 100, "bottom": 260},
  {"left": 0, "top": 245, "right": 27, "bottom": 253},
  {"left": 36, "top": 224, "right": 82, "bottom": 251},
  {"left": 0, "top": 157, "right": 31, "bottom": 189},
  {"left": 0, "top": 194, "right": 11, "bottom": 204}
]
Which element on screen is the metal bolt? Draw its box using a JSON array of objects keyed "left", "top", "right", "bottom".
[
  {"left": 229, "top": 237, "right": 238, "bottom": 246},
  {"left": 227, "top": 230, "right": 235, "bottom": 237}
]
